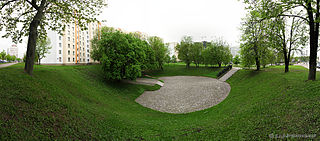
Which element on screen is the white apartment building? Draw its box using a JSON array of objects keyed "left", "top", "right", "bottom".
[
  {"left": 42, "top": 22, "right": 101, "bottom": 64},
  {"left": 7, "top": 44, "right": 18, "bottom": 57}
]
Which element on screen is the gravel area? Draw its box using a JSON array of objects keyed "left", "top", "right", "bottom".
[{"left": 135, "top": 76, "right": 231, "bottom": 114}]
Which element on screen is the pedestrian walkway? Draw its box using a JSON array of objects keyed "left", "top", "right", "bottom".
[
  {"left": 219, "top": 67, "right": 241, "bottom": 82},
  {"left": 122, "top": 78, "right": 164, "bottom": 87},
  {"left": 0, "top": 63, "right": 18, "bottom": 69}
]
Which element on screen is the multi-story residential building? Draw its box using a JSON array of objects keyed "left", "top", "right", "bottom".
[
  {"left": 7, "top": 44, "right": 18, "bottom": 58},
  {"left": 42, "top": 22, "right": 101, "bottom": 64}
]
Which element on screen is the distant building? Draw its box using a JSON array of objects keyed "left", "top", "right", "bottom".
[
  {"left": 42, "top": 22, "right": 101, "bottom": 64},
  {"left": 7, "top": 44, "right": 18, "bottom": 57}
]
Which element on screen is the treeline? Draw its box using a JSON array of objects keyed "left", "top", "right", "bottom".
[
  {"left": 241, "top": 0, "right": 319, "bottom": 80},
  {"left": 175, "top": 36, "right": 233, "bottom": 68},
  {"left": 91, "top": 27, "right": 169, "bottom": 80},
  {"left": 0, "top": 50, "right": 20, "bottom": 62}
]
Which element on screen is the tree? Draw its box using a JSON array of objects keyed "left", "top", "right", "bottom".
[
  {"left": 148, "top": 36, "right": 168, "bottom": 70},
  {"left": 165, "top": 54, "right": 171, "bottom": 64},
  {"left": 176, "top": 36, "right": 193, "bottom": 68},
  {"left": 0, "top": 0, "right": 106, "bottom": 75},
  {"left": 190, "top": 42, "right": 204, "bottom": 67},
  {"left": 240, "top": 11, "right": 269, "bottom": 70},
  {"left": 0, "top": 50, "right": 6, "bottom": 60},
  {"left": 243, "top": 0, "right": 319, "bottom": 80},
  {"left": 267, "top": 17, "right": 308, "bottom": 72},
  {"left": 92, "top": 29, "right": 155, "bottom": 80},
  {"left": 36, "top": 36, "right": 52, "bottom": 65},
  {"left": 233, "top": 55, "right": 241, "bottom": 65},
  {"left": 171, "top": 55, "right": 177, "bottom": 63}
]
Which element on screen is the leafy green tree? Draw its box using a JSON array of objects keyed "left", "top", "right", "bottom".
[
  {"left": 233, "top": 55, "right": 241, "bottom": 65},
  {"left": 171, "top": 55, "right": 177, "bottom": 63},
  {"left": 148, "top": 36, "right": 168, "bottom": 70},
  {"left": 0, "top": 0, "right": 106, "bottom": 75},
  {"left": 202, "top": 39, "right": 232, "bottom": 67},
  {"left": 36, "top": 37, "right": 52, "bottom": 65},
  {"left": 240, "top": 11, "right": 268, "bottom": 70},
  {"left": 243, "top": 0, "right": 319, "bottom": 80},
  {"left": 267, "top": 17, "right": 308, "bottom": 72},
  {"left": 190, "top": 42, "right": 204, "bottom": 67},
  {"left": 176, "top": 36, "right": 193, "bottom": 68},
  {"left": 0, "top": 50, "right": 6, "bottom": 60},
  {"left": 165, "top": 54, "right": 171, "bottom": 64},
  {"left": 92, "top": 29, "right": 155, "bottom": 80}
]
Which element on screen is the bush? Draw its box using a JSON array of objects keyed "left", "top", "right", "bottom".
[
  {"left": 217, "top": 65, "right": 232, "bottom": 78},
  {"left": 92, "top": 29, "right": 156, "bottom": 80}
]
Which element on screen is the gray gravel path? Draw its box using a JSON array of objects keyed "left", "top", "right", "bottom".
[
  {"left": 123, "top": 78, "right": 164, "bottom": 86},
  {"left": 135, "top": 76, "right": 230, "bottom": 114}
]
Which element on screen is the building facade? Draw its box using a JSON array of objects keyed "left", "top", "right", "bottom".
[
  {"left": 7, "top": 44, "right": 18, "bottom": 58},
  {"left": 42, "top": 22, "right": 101, "bottom": 64}
]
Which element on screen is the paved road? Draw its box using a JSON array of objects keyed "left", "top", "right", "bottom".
[
  {"left": 0, "top": 63, "right": 17, "bottom": 69},
  {"left": 135, "top": 76, "right": 230, "bottom": 114}
]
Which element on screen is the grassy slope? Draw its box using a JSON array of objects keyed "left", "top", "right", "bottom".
[{"left": 0, "top": 64, "right": 319, "bottom": 140}]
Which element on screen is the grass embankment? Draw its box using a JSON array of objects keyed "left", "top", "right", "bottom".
[{"left": 0, "top": 64, "right": 319, "bottom": 140}]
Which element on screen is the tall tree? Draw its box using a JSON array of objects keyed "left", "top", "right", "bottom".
[
  {"left": 176, "top": 36, "right": 193, "bottom": 68},
  {"left": 0, "top": 0, "right": 106, "bottom": 75},
  {"left": 148, "top": 36, "right": 168, "bottom": 70},
  {"left": 0, "top": 50, "right": 6, "bottom": 60},
  {"left": 267, "top": 17, "right": 308, "bottom": 72},
  {"left": 243, "top": 0, "right": 319, "bottom": 80},
  {"left": 190, "top": 42, "right": 203, "bottom": 67},
  {"left": 240, "top": 11, "right": 268, "bottom": 70},
  {"left": 36, "top": 36, "right": 52, "bottom": 65}
]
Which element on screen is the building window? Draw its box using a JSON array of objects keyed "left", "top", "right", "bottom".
[
  {"left": 72, "top": 27, "right": 74, "bottom": 30},
  {"left": 87, "top": 54, "right": 89, "bottom": 57},
  {"left": 73, "top": 58, "right": 75, "bottom": 62},
  {"left": 68, "top": 30, "right": 70, "bottom": 35},
  {"left": 68, "top": 25, "right": 70, "bottom": 29},
  {"left": 87, "top": 59, "right": 89, "bottom": 62},
  {"left": 87, "top": 49, "right": 89, "bottom": 53},
  {"left": 59, "top": 43, "right": 62, "bottom": 47},
  {"left": 87, "top": 45, "right": 89, "bottom": 48},
  {"left": 68, "top": 57, "right": 70, "bottom": 62},
  {"left": 59, "top": 36, "right": 61, "bottom": 40},
  {"left": 83, "top": 53, "right": 85, "bottom": 56},
  {"left": 59, "top": 57, "right": 62, "bottom": 62},
  {"left": 59, "top": 50, "right": 61, "bottom": 54},
  {"left": 68, "top": 44, "right": 70, "bottom": 48},
  {"left": 83, "top": 59, "right": 85, "bottom": 62},
  {"left": 68, "top": 37, "right": 70, "bottom": 41},
  {"left": 73, "top": 38, "right": 75, "bottom": 43},
  {"left": 73, "top": 45, "right": 75, "bottom": 49},
  {"left": 68, "top": 50, "right": 70, "bottom": 55}
]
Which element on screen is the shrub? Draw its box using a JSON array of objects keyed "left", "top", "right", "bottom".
[{"left": 92, "top": 29, "right": 156, "bottom": 80}]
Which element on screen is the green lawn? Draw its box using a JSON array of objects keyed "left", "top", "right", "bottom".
[
  {"left": 0, "top": 64, "right": 319, "bottom": 140},
  {"left": 145, "top": 63, "right": 223, "bottom": 78}
]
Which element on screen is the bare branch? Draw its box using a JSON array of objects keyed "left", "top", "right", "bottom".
[{"left": 0, "top": 0, "right": 18, "bottom": 10}]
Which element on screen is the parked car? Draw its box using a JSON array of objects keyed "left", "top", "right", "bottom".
[
  {"left": 0, "top": 60, "right": 4, "bottom": 63},
  {"left": 317, "top": 62, "right": 320, "bottom": 68}
]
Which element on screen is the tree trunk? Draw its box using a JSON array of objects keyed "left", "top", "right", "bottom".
[
  {"left": 24, "top": 4, "right": 45, "bottom": 75},
  {"left": 309, "top": 36, "right": 317, "bottom": 80},
  {"left": 218, "top": 63, "right": 221, "bottom": 68},
  {"left": 308, "top": 30, "right": 318, "bottom": 80},
  {"left": 255, "top": 56, "right": 260, "bottom": 71},
  {"left": 186, "top": 62, "right": 190, "bottom": 68},
  {"left": 283, "top": 49, "right": 289, "bottom": 73}
]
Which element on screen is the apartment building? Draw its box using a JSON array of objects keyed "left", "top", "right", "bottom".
[
  {"left": 7, "top": 44, "right": 19, "bottom": 57},
  {"left": 42, "top": 22, "right": 101, "bottom": 64}
]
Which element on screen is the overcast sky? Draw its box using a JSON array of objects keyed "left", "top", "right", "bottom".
[{"left": 0, "top": 0, "right": 247, "bottom": 58}]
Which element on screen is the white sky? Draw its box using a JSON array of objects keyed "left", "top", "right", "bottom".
[{"left": 0, "top": 0, "right": 246, "bottom": 58}]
